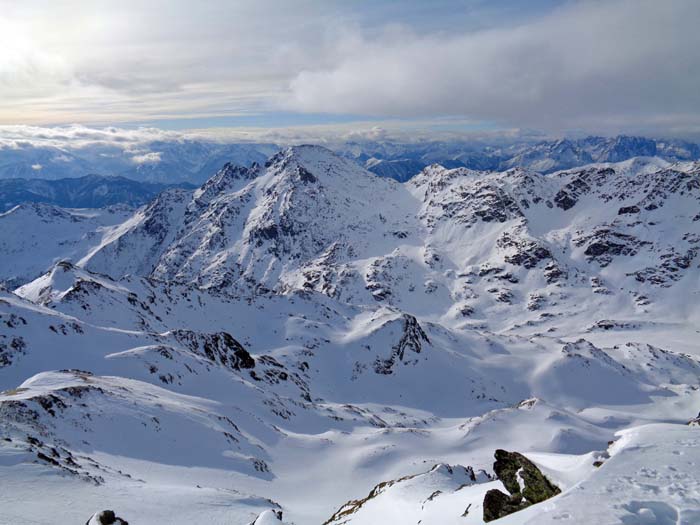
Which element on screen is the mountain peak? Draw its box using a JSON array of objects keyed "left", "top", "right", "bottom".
[
  {"left": 266, "top": 144, "right": 350, "bottom": 171},
  {"left": 193, "top": 162, "right": 260, "bottom": 203}
]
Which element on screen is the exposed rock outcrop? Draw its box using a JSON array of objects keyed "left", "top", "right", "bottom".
[
  {"left": 373, "top": 314, "right": 430, "bottom": 374},
  {"left": 250, "top": 509, "right": 284, "bottom": 524},
  {"left": 483, "top": 449, "right": 561, "bottom": 522},
  {"left": 86, "top": 510, "right": 129, "bottom": 525}
]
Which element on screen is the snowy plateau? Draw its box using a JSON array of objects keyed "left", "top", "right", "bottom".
[{"left": 1, "top": 145, "right": 699, "bottom": 524}]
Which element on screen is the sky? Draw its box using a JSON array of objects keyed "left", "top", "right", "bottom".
[{"left": 1, "top": 0, "right": 699, "bottom": 139}]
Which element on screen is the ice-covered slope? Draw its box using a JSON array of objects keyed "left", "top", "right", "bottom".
[{"left": 1, "top": 146, "right": 699, "bottom": 523}]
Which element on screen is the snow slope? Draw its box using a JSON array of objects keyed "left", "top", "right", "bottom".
[
  {"left": 0, "top": 204, "right": 133, "bottom": 288},
  {"left": 1, "top": 146, "right": 699, "bottom": 524},
  {"left": 327, "top": 423, "right": 700, "bottom": 525}
]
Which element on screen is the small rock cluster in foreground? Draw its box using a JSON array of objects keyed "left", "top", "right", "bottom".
[
  {"left": 483, "top": 449, "right": 561, "bottom": 522},
  {"left": 86, "top": 510, "right": 129, "bottom": 524}
]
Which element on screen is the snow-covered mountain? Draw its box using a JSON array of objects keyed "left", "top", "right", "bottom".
[
  {"left": 355, "top": 135, "right": 700, "bottom": 181},
  {"left": 364, "top": 157, "right": 426, "bottom": 182},
  {"left": 0, "top": 140, "right": 277, "bottom": 183},
  {"left": 0, "top": 174, "right": 195, "bottom": 212},
  {"left": 0, "top": 204, "right": 134, "bottom": 289},
  {"left": 1, "top": 146, "right": 699, "bottom": 524},
  {"left": 3, "top": 132, "right": 698, "bottom": 186}
]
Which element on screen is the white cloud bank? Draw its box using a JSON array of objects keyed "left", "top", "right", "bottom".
[
  {"left": 0, "top": 123, "right": 517, "bottom": 152},
  {"left": 0, "top": 125, "right": 181, "bottom": 149},
  {"left": 131, "top": 151, "right": 162, "bottom": 165},
  {"left": 0, "top": 0, "right": 698, "bottom": 135},
  {"left": 287, "top": 0, "right": 700, "bottom": 134}
]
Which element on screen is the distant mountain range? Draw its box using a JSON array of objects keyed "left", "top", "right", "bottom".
[
  {"left": 1, "top": 135, "right": 698, "bottom": 188},
  {"left": 0, "top": 174, "right": 195, "bottom": 212},
  {"left": 0, "top": 140, "right": 277, "bottom": 183},
  {"left": 357, "top": 135, "right": 700, "bottom": 181}
]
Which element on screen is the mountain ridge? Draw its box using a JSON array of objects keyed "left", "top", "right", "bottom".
[
  {"left": 0, "top": 174, "right": 196, "bottom": 212},
  {"left": 1, "top": 145, "right": 699, "bottom": 524}
]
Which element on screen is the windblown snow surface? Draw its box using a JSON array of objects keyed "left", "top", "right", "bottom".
[{"left": 1, "top": 146, "right": 699, "bottom": 524}]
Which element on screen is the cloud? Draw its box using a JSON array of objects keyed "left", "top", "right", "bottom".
[
  {"left": 131, "top": 151, "right": 162, "bottom": 165},
  {"left": 0, "top": 0, "right": 698, "bottom": 137},
  {"left": 287, "top": 0, "right": 700, "bottom": 134},
  {"left": 0, "top": 122, "right": 547, "bottom": 154},
  {"left": 0, "top": 125, "right": 182, "bottom": 150},
  {"left": 0, "top": 1, "right": 345, "bottom": 125}
]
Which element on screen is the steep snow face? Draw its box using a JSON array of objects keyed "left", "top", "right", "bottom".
[
  {"left": 404, "top": 160, "right": 700, "bottom": 332},
  {"left": 70, "top": 148, "right": 700, "bottom": 330},
  {"left": 1, "top": 370, "right": 272, "bottom": 477},
  {"left": 325, "top": 463, "right": 494, "bottom": 525},
  {"left": 1, "top": 146, "right": 700, "bottom": 524},
  {"left": 0, "top": 203, "right": 133, "bottom": 288},
  {"left": 365, "top": 157, "right": 425, "bottom": 182},
  {"left": 82, "top": 146, "right": 422, "bottom": 296},
  {"left": 80, "top": 188, "right": 193, "bottom": 278}
]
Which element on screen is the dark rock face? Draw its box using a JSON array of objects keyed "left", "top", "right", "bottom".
[
  {"left": 0, "top": 335, "right": 27, "bottom": 368},
  {"left": 688, "top": 412, "right": 700, "bottom": 426},
  {"left": 483, "top": 489, "right": 529, "bottom": 522},
  {"left": 627, "top": 246, "right": 699, "bottom": 287},
  {"left": 493, "top": 450, "right": 560, "bottom": 503},
  {"left": 482, "top": 449, "right": 561, "bottom": 522},
  {"left": 86, "top": 509, "right": 129, "bottom": 524},
  {"left": 553, "top": 167, "right": 615, "bottom": 211},
  {"left": 171, "top": 330, "right": 255, "bottom": 371},
  {"left": 585, "top": 240, "right": 625, "bottom": 258},
  {"left": 618, "top": 205, "right": 640, "bottom": 215},
  {"left": 374, "top": 314, "right": 430, "bottom": 374},
  {"left": 576, "top": 228, "right": 649, "bottom": 267},
  {"left": 297, "top": 166, "right": 317, "bottom": 183},
  {"left": 553, "top": 191, "right": 577, "bottom": 211},
  {"left": 503, "top": 244, "right": 552, "bottom": 269},
  {"left": 393, "top": 315, "right": 430, "bottom": 362},
  {"left": 473, "top": 187, "right": 522, "bottom": 223}
]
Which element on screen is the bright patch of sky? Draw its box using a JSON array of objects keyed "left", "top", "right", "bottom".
[{"left": 0, "top": 0, "right": 698, "bottom": 137}]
